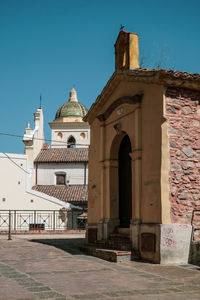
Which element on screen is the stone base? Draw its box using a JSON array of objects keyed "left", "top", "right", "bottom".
[
  {"left": 139, "top": 223, "right": 192, "bottom": 264},
  {"left": 80, "top": 246, "right": 138, "bottom": 262},
  {"left": 160, "top": 224, "right": 192, "bottom": 264},
  {"left": 130, "top": 219, "right": 140, "bottom": 251},
  {"left": 86, "top": 223, "right": 98, "bottom": 244},
  {"left": 189, "top": 242, "right": 200, "bottom": 266},
  {"left": 87, "top": 221, "right": 192, "bottom": 264},
  {"left": 97, "top": 218, "right": 120, "bottom": 240}
]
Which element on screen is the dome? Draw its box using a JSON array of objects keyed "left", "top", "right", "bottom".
[{"left": 55, "top": 88, "right": 88, "bottom": 120}]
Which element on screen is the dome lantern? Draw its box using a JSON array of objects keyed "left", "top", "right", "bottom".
[{"left": 69, "top": 88, "right": 78, "bottom": 102}]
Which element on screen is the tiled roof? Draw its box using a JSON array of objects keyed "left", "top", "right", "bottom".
[
  {"left": 34, "top": 148, "right": 88, "bottom": 163},
  {"left": 126, "top": 68, "right": 200, "bottom": 82},
  {"left": 84, "top": 68, "right": 200, "bottom": 123},
  {"left": 41, "top": 143, "right": 50, "bottom": 150},
  {"left": 32, "top": 185, "right": 88, "bottom": 203}
]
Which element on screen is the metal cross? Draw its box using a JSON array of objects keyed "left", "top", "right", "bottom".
[{"left": 120, "top": 24, "right": 125, "bottom": 31}]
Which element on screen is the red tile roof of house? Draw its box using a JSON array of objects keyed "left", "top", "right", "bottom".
[
  {"left": 32, "top": 185, "right": 88, "bottom": 203},
  {"left": 34, "top": 148, "right": 88, "bottom": 163}
]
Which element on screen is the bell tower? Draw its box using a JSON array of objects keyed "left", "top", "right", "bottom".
[{"left": 115, "top": 30, "right": 139, "bottom": 71}]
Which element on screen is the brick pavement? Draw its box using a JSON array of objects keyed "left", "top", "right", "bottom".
[{"left": 0, "top": 233, "right": 200, "bottom": 299}]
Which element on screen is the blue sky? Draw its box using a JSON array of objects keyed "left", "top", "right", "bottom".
[{"left": 1, "top": 0, "right": 200, "bottom": 153}]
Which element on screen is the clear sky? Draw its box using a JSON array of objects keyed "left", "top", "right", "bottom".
[{"left": 1, "top": 0, "right": 200, "bottom": 153}]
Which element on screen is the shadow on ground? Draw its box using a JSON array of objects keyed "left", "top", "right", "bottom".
[{"left": 30, "top": 238, "right": 84, "bottom": 255}]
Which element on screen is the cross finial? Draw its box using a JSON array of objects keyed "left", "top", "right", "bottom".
[{"left": 120, "top": 24, "right": 125, "bottom": 31}]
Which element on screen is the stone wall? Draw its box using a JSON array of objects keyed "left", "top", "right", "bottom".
[{"left": 165, "top": 88, "right": 200, "bottom": 240}]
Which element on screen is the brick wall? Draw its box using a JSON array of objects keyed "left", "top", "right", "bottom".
[{"left": 165, "top": 88, "right": 200, "bottom": 239}]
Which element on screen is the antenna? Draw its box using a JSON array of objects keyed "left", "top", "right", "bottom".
[{"left": 39, "top": 94, "right": 42, "bottom": 108}]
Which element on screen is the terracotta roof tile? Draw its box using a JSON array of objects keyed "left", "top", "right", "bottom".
[
  {"left": 84, "top": 68, "right": 200, "bottom": 123},
  {"left": 41, "top": 143, "right": 50, "bottom": 150},
  {"left": 127, "top": 68, "right": 200, "bottom": 81},
  {"left": 34, "top": 148, "right": 88, "bottom": 163},
  {"left": 32, "top": 185, "right": 88, "bottom": 203}
]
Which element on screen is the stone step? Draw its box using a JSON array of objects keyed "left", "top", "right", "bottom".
[
  {"left": 94, "top": 239, "right": 132, "bottom": 251},
  {"left": 80, "top": 246, "right": 139, "bottom": 262},
  {"left": 109, "top": 233, "right": 130, "bottom": 241},
  {"left": 110, "top": 242, "right": 132, "bottom": 251},
  {"left": 117, "top": 227, "right": 130, "bottom": 236}
]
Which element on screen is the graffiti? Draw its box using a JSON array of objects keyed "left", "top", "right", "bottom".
[
  {"left": 163, "top": 237, "right": 176, "bottom": 248},
  {"left": 164, "top": 228, "right": 173, "bottom": 235}
]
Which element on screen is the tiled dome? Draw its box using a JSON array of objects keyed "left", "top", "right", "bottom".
[{"left": 55, "top": 88, "right": 88, "bottom": 120}]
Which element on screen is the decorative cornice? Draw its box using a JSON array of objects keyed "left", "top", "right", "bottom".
[
  {"left": 85, "top": 68, "right": 200, "bottom": 124},
  {"left": 97, "top": 94, "right": 143, "bottom": 121}
]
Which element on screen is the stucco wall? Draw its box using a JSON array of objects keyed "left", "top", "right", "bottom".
[
  {"left": 87, "top": 80, "right": 167, "bottom": 225},
  {"left": 141, "top": 83, "right": 164, "bottom": 223},
  {"left": 0, "top": 153, "right": 69, "bottom": 210},
  {"left": 37, "top": 163, "right": 88, "bottom": 185},
  {"left": 23, "top": 107, "right": 44, "bottom": 164},
  {"left": 87, "top": 118, "right": 101, "bottom": 224},
  {"left": 165, "top": 88, "right": 200, "bottom": 236},
  {"left": 50, "top": 122, "right": 90, "bottom": 148}
]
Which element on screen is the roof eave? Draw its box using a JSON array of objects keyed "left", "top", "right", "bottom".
[{"left": 84, "top": 68, "right": 200, "bottom": 124}]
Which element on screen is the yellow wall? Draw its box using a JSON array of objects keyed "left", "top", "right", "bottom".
[{"left": 87, "top": 79, "right": 171, "bottom": 226}]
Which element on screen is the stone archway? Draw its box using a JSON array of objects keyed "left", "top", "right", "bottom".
[{"left": 109, "top": 132, "right": 132, "bottom": 229}]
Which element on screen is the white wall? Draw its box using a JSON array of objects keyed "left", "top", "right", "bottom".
[
  {"left": 50, "top": 122, "right": 90, "bottom": 148},
  {"left": 37, "top": 163, "right": 88, "bottom": 185},
  {"left": 23, "top": 107, "right": 44, "bottom": 162},
  {"left": 0, "top": 153, "right": 72, "bottom": 210}
]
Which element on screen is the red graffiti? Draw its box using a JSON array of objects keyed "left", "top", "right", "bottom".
[{"left": 164, "top": 238, "right": 176, "bottom": 248}]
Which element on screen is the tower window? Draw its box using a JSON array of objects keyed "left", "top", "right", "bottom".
[
  {"left": 67, "top": 136, "right": 76, "bottom": 148},
  {"left": 57, "top": 132, "right": 63, "bottom": 140},
  {"left": 56, "top": 173, "right": 66, "bottom": 185},
  {"left": 80, "top": 132, "right": 86, "bottom": 139}
]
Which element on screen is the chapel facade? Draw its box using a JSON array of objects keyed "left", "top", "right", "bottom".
[{"left": 85, "top": 31, "right": 200, "bottom": 264}]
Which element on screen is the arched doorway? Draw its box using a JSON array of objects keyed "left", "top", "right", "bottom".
[{"left": 118, "top": 135, "right": 132, "bottom": 227}]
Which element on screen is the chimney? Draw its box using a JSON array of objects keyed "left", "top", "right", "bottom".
[{"left": 115, "top": 31, "right": 139, "bottom": 71}]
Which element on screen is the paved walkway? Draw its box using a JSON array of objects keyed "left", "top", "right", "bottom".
[{"left": 0, "top": 233, "right": 200, "bottom": 299}]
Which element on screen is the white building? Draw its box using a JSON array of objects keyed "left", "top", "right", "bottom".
[
  {"left": 0, "top": 152, "right": 70, "bottom": 211},
  {"left": 24, "top": 87, "right": 89, "bottom": 210},
  {"left": 0, "top": 152, "right": 75, "bottom": 231},
  {"left": 50, "top": 88, "right": 90, "bottom": 148},
  {"left": 0, "top": 88, "right": 89, "bottom": 231}
]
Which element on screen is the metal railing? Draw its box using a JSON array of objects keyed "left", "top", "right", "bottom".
[{"left": 0, "top": 210, "right": 87, "bottom": 234}]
